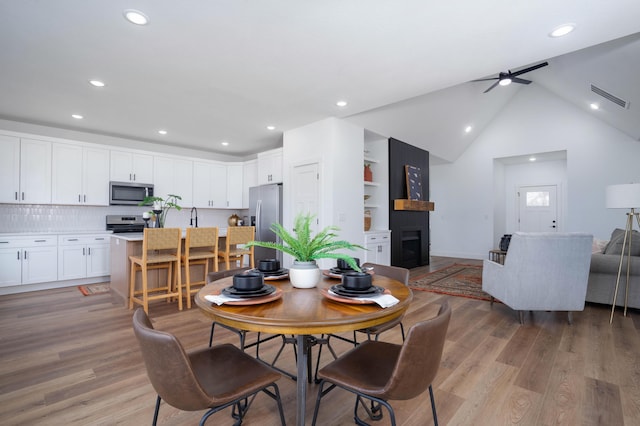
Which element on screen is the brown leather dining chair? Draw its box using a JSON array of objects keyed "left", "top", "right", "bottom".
[
  {"left": 132, "top": 308, "right": 286, "bottom": 426},
  {"left": 313, "top": 262, "right": 410, "bottom": 382},
  {"left": 312, "top": 301, "right": 451, "bottom": 426},
  {"left": 356, "top": 262, "right": 410, "bottom": 342}
]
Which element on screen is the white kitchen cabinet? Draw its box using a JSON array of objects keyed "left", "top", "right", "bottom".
[
  {"left": 58, "top": 235, "right": 110, "bottom": 280},
  {"left": 0, "top": 236, "right": 57, "bottom": 287},
  {"left": 193, "top": 161, "right": 227, "bottom": 208},
  {"left": 0, "top": 136, "right": 52, "bottom": 204},
  {"left": 52, "top": 143, "right": 110, "bottom": 205},
  {"left": 110, "top": 150, "right": 153, "bottom": 183},
  {"left": 226, "top": 163, "right": 243, "bottom": 208},
  {"left": 153, "top": 156, "right": 193, "bottom": 207},
  {"left": 0, "top": 134, "right": 20, "bottom": 204},
  {"left": 257, "top": 148, "right": 283, "bottom": 184},
  {"left": 364, "top": 231, "right": 391, "bottom": 265},
  {"left": 242, "top": 159, "right": 258, "bottom": 208}
]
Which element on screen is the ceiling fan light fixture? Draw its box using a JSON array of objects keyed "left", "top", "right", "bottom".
[
  {"left": 549, "top": 23, "right": 576, "bottom": 38},
  {"left": 499, "top": 78, "right": 512, "bottom": 86},
  {"left": 124, "top": 9, "right": 149, "bottom": 26}
]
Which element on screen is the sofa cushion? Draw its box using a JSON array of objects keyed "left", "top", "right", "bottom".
[{"left": 603, "top": 228, "right": 640, "bottom": 256}]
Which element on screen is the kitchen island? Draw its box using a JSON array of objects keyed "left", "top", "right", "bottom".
[{"left": 109, "top": 228, "right": 229, "bottom": 307}]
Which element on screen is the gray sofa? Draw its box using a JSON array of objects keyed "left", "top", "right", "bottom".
[{"left": 586, "top": 228, "right": 640, "bottom": 309}]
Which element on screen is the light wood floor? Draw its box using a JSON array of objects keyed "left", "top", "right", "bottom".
[{"left": 1, "top": 257, "right": 639, "bottom": 425}]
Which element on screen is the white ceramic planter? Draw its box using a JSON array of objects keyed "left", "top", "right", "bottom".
[{"left": 289, "top": 260, "right": 321, "bottom": 288}]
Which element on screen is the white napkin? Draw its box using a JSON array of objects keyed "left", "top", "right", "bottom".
[
  {"left": 329, "top": 290, "right": 399, "bottom": 308},
  {"left": 204, "top": 294, "right": 247, "bottom": 306}
]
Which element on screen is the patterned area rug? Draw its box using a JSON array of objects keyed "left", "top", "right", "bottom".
[
  {"left": 410, "top": 264, "right": 494, "bottom": 302},
  {"left": 78, "top": 283, "right": 110, "bottom": 296}
]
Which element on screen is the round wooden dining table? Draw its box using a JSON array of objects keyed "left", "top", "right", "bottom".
[{"left": 195, "top": 272, "right": 413, "bottom": 426}]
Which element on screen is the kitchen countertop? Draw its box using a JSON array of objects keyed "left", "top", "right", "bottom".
[
  {"left": 110, "top": 227, "right": 228, "bottom": 242},
  {"left": 0, "top": 230, "right": 113, "bottom": 237}
]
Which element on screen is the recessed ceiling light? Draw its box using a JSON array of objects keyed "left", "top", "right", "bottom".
[
  {"left": 549, "top": 23, "right": 576, "bottom": 38},
  {"left": 89, "top": 80, "right": 105, "bottom": 87},
  {"left": 529, "top": 157, "right": 537, "bottom": 162},
  {"left": 590, "top": 103, "right": 600, "bottom": 110},
  {"left": 158, "top": 130, "right": 167, "bottom": 135},
  {"left": 221, "top": 141, "right": 229, "bottom": 146},
  {"left": 71, "top": 114, "right": 83, "bottom": 119},
  {"left": 124, "top": 9, "right": 149, "bottom": 25},
  {"left": 336, "top": 100, "right": 348, "bottom": 107},
  {"left": 267, "top": 125, "right": 276, "bottom": 130},
  {"left": 464, "top": 125, "right": 473, "bottom": 133}
]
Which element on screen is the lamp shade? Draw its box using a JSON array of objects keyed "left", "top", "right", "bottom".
[{"left": 606, "top": 183, "right": 640, "bottom": 209}]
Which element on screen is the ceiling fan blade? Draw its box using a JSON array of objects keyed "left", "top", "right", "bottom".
[
  {"left": 512, "top": 77, "right": 532, "bottom": 85},
  {"left": 472, "top": 77, "right": 499, "bottom": 82},
  {"left": 484, "top": 81, "right": 501, "bottom": 93},
  {"left": 510, "top": 61, "right": 549, "bottom": 77}
]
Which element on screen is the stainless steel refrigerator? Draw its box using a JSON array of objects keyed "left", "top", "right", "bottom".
[{"left": 249, "top": 183, "right": 283, "bottom": 262}]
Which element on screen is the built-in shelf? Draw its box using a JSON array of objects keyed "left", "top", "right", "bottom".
[
  {"left": 364, "top": 181, "right": 380, "bottom": 187},
  {"left": 393, "top": 199, "right": 435, "bottom": 211},
  {"left": 364, "top": 204, "right": 379, "bottom": 208},
  {"left": 364, "top": 156, "right": 379, "bottom": 164}
]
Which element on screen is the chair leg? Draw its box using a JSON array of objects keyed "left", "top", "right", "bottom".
[
  {"left": 428, "top": 384, "right": 439, "bottom": 426},
  {"left": 354, "top": 394, "right": 396, "bottom": 426},
  {"left": 567, "top": 311, "right": 573, "bottom": 325},
  {"left": 184, "top": 258, "right": 191, "bottom": 309},
  {"left": 152, "top": 395, "right": 161, "bottom": 426},
  {"left": 519, "top": 310, "right": 524, "bottom": 325}
]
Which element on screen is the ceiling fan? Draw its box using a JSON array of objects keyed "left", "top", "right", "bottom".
[{"left": 473, "top": 61, "right": 549, "bottom": 93}]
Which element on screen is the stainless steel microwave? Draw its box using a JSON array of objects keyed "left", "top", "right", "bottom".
[{"left": 109, "top": 181, "right": 154, "bottom": 205}]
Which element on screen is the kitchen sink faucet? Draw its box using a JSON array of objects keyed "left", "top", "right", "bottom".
[{"left": 190, "top": 207, "right": 198, "bottom": 228}]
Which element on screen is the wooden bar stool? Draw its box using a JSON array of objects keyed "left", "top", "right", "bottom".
[
  {"left": 218, "top": 226, "right": 255, "bottom": 270},
  {"left": 129, "top": 228, "right": 182, "bottom": 314},
  {"left": 181, "top": 227, "right": 219, "bottom": 309}
]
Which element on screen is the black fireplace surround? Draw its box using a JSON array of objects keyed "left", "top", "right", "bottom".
[{"left": 388, "top": 138, "right": 430, "bottom": 268}]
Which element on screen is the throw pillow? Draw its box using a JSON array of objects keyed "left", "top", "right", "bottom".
[
  {"left": 603, "top": 228, "right": 640, "bottom": 256},
  {"left": 592, "top": 238, "right": 609, "bottom": 254}
]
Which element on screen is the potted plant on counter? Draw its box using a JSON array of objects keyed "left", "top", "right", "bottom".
[
  {"left": 246, "top": 212, "right": 363, "bottom": 288},
  {"left": 140, "top": 194, "right": 182, "bottom": 228}
]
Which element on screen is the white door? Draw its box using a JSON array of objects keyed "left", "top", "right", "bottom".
[
  {"left": 518, "top": 185, "right": 558, "bottom": 232},
  {"left": 292, "top": 162, "right": 319, "bottom": 234}
]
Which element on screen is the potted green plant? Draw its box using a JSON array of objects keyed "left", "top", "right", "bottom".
[
  {"left": 246, "top": 212, "right": 363, "bottom": 288},
  {"left": 139, "top": 194, "right": 182, "bottom": 228}
]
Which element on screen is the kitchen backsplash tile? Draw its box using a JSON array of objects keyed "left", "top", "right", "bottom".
[{"left": 0, "top": 204, "right": 243, "bottom": 233}]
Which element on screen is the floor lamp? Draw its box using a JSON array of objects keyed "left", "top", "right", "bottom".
[{"left": 606, "top": 183, "right": 640, "bottom": 323}]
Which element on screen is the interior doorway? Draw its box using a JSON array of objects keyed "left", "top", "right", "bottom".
[
  {"left": 518, "top": 184, "right": 558, "bottom": 232},
  {"left": 493, "top": 150, "right": 567, "bottom": 244}
]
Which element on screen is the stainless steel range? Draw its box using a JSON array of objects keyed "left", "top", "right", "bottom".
[{"left": 106, "top": 215, "right": 146, "bottom": 233}]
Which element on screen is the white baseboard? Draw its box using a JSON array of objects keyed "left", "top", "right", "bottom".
[{"left": 0, "top": 276, "right": 110, "bottom": 296}]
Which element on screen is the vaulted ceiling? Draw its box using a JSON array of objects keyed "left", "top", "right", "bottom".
[{"left": 1, "top": 1, "right": 639, "bottom": 161}]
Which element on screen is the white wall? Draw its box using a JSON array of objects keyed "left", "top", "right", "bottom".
[
  {"left": 431, "top": 84, "right": 640, "bottom": 259},
  {"left": 283, "top": 117, "right": 365, "bottom": 268}
]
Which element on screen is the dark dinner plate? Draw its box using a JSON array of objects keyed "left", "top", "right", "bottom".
[
  {"left": 222, "top": 284, "right": 276, "bottom": 299},
  {"left": 330, "top": 285, "right": 384, "bottom": 297},
  {"left": 329, "top": 267, "right": 356, "bottom": 275},
  {"left": 255, "top": 268, "right": 289, "bottom": 277}
]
